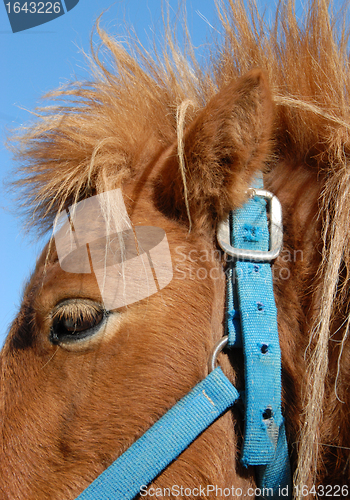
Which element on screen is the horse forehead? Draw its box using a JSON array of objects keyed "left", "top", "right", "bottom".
[{"left": 30, "top": 209, "right": 172, "bottom": 310}]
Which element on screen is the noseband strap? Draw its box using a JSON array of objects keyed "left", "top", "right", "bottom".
[{"left": 75, "top": 368, "right": 239, "bottom": 500}]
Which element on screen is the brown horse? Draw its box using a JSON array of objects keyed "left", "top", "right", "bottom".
[{"left": 1, "top": 1, "right": 350, "bottom": 498}]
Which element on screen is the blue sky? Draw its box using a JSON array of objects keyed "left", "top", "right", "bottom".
[{"left": 0, "top": 0, "right": 312, "bottom": 346}]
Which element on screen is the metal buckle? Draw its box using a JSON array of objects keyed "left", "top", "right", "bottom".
[{"left": 217, "top": 189, "right": 283, "bottom": 262}]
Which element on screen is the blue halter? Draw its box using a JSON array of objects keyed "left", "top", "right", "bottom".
[
  {"left": 75, "top": 179, "right": 291, "bottom": 500},
  {"left": 217, "top": 176, "right": 291, "bottom": 497}
]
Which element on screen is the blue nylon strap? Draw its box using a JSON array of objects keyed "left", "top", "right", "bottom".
[
  {"left": 75, "top": 367, "right": 239, "bottom": 500},
  {"left": 226, "top": 177, "right": 291, "bottom": 498}
]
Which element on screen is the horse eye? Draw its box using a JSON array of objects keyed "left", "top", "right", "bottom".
[{"left": 50, "top": 300, "right": 105, "bottom": 345}]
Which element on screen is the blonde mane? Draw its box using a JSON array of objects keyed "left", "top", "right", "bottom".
[{"left": 10, "top": 1, "right": 350, "bottom": 495}]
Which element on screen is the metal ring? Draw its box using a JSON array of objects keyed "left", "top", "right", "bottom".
[{"left": 208, "top": 335, "right": 229, "bottom": 373}]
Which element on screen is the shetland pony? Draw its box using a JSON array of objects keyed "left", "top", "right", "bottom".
[{"left": 1, "top": 1, "right": 349, "bottom": 498}]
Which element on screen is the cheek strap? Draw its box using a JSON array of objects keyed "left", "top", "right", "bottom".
[{"left": 218, "top": 175, "right": 291, "bottom": 498}]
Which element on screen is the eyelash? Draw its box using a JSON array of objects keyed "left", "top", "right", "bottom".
[{"left": 50, "top": 300, "right": 106, "bottom": 344}]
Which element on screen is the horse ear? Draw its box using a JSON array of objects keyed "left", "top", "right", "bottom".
[{"left": 155, "top": 69, "right": 274, "bottom": 230}]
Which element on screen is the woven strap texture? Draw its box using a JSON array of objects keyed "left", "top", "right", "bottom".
[
  {"left": 75, "top": 367, "right": 239, "bottom": 500},
  {"left": 226, "top": 178, "right": 291, "bottom": 499}
]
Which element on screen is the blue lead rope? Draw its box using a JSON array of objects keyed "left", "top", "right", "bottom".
[
  {"left": 76, "top": 367, "right": 239, "bottom": 500},
  {"left": 226, "top": 177, "right": 291, "bottom": 499}
]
